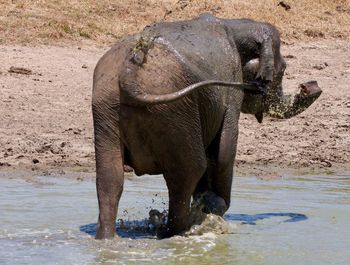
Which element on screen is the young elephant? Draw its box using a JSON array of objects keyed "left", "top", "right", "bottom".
[{"left": 92, "top": 17, "right": 321, "bottom": 239}]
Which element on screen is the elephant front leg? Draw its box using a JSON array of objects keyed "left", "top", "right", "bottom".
[
  {"left": 194, "top": 113, "right": 239, "bottom": 217},
  {"left": 210, "top": 125, "right": 237, "bottom": 216}
]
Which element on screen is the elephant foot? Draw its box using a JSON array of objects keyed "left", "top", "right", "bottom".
[
  {"left": 95, "top": 223, "right": 116, "bottom": 239},
  {"left": 193, "top": 191, "right": 228, "bottom": 217},
  {"left": 154, "top": 213, "right": 190, "bottom": 239},
  {"left": 156, "top": 227, "right": 174, "bottom": 239},
  {"left": 149, "top": 209, "right": 168, "bottom": 238},
  {"left": 149, "top": 209, "right": 167, "bottom": 227},
  {"left": 156, "top": 223, "right": 188, "bottom": 239},
  {"left": 202, "top": 192, "right": 227, "bottom": 216}
]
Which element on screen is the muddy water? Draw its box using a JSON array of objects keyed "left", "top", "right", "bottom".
[{"left": 1, "top": 174, "right": 349, "bottom": 265}]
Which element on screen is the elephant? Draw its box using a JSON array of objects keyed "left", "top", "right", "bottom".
[{"left": 92, "top": 16, "right": 321, "bottom": 239}]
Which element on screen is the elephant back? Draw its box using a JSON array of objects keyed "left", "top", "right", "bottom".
[{"left": 143, "top": 19, "right": 241, "bottom": 83}]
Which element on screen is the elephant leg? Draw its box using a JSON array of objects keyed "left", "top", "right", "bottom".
[
  {"left": 161, "top": 163, "right": 206, "bottom": 238},
  {"left": 93, "top": 102, "right": 124, "bottom": 239},
  {"left": 95, "top": 147, "right": 124, "bottom": 239},
  {"left": 210, "top": 112, "right": 238, "bottom": 215},
  {"left": 156, "top": 122, "right": 207, "bottom": 238},
  {"left": 194, "top": 112, "right": 238, "bottom": 216}
]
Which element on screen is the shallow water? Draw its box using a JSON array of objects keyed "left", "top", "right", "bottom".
[{"left": 1, "top": 174, "right": 349, "bottom": 265}]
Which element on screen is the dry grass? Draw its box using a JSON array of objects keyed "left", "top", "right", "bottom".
[{"left": 0, "top": 0, "right": 349, "bottom": 45}]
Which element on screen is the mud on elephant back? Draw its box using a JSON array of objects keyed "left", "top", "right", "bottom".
[{"left": 91, "top": 15, "right": 322, "bottom": 239}]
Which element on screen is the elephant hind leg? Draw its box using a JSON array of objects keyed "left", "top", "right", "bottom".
[
  {"left": 161, "top": 162, "right": 206, "bottom": 238},
  {"left": 93, "top": 100, "right": 124, "bottom": 239},
  {"left": 156, "top": 130, "right": 207, "bottom": 238},
  {"left": 95, "top": 147, "right": 124, "bottom": 239}
]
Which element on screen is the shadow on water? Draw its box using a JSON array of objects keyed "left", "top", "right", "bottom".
[
  {"left": 80, "top": 220, "right": 157, "bottom": 239},
  {"left": 80, "top": 212, "right": 307, "bottom": 238},
  {"left": 224, "top": 212, "right": 308, "bottom": 225}
]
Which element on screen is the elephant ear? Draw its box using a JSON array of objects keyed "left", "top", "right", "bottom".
[{"left": 255, "top": 111, "right": 264, "bottom": 123}]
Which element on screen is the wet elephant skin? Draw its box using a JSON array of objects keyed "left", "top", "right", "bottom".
[{"left": 92, "top": 15, "right": 321, "bottom": 239}]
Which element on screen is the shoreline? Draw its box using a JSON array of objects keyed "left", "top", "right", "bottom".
[
  {"left": 0, "top": 162, "right": 349, "bottom": 182},
  {"left": 1, "top": 40, "right": 349, "bottom": 179}
]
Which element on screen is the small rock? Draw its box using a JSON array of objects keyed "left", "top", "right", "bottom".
[
  {"left": 50, "top": 144, "right": 62, "bottom": 154},
  {"left": 284, "top": 54, "right": 296, "bottom": 59},
  {"left": 63, "top": 128, "right": 82, "bottom": 134},
  {"left": 304, "top": 29, "right": 325, "bottom": 38},
  {"left": 336, "top": 5, "right": 350, "bottom": 14},
  {"left": 82, "top": 64, "right": 88, "bottom": 69},
  {"left": 73, "top": 128, "right": 82, "bottom": 135},
  {"left": 36, "top": 143, "right": 51, "bottom": 153},
  {"left": 313, "top": 63, "right": 328, "bottom": 70},
  {"left": 42, "top": 170, "right": 52, "bottom": 176},
  {"left": 278, "top": 1, "right": 291, "bottom": 11},
  {"left": 8, "top": 66, "right": 32, "bottom": 75},
  {"left": 244, "top": 149, "right": 253, "bottom": 155},
  {"left": 32, "top": 158, "right": 40, "bottom": 164},
  {"left": 320, "top": 160, "right": 332, "bottom": 167}
]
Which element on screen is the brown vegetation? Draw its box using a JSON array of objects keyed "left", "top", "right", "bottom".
[{"left": 0, "top": 0, "right": 349, "bottom": 45}]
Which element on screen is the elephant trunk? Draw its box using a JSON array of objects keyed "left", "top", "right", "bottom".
[
  {"left": 266, "top": 81, "right": 322, "bottom": 119},
  {"left": 243, "top": 58, "right": 322, "bottom": 120}
]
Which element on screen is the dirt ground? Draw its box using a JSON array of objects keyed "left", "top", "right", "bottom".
[
  {"left": 1, "top": 1, "right": 350, "bottom": 45},
  {"left": 0, "top": 39, "right": 349, "bottom": 178}
]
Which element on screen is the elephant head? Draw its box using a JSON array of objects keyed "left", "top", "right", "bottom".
[
  {"left": 198, "top": 14, "right": 323, "bottom": 122},
  {"left": 241, "top": 56, "right": 322, "bottom": 122}
]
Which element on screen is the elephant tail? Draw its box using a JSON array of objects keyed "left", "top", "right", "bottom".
[
  {"left": 119, "top": 62, "right": 260, "bottom": 106},
  {"left": 119, "top": 36, "right": 260, "bottom": 106}
]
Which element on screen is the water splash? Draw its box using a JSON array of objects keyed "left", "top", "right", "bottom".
[{"left": 186, "top": 214, "right": 237, "bottom": 236}]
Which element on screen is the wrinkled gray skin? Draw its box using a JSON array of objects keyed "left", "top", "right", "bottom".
[
  {"left": 198, "top": 13, "right": 322, "bottom": 122},
  {"left": 92, "top": 16, "right": 321, "bottom": 239}
]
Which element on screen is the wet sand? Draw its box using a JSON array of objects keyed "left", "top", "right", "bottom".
[{"left": 0, "top": 40, "right": 349, "bottom": 178}]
